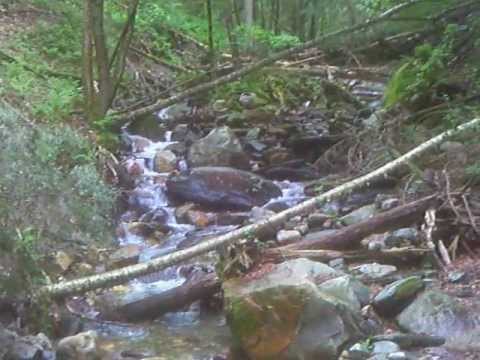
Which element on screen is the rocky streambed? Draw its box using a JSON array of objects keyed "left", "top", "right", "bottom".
[{"left": 3, "top": 80, "right": 480, "bottom": 360}]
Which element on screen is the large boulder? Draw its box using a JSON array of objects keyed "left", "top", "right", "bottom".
[
  {"left": 224, "top": 259, "right": 365, "bottom": 360},
  {"left": 187, "top": 126, "right": 249, "bottom": 169},
  {"left": 397, "top": 290, "right": 480, "bottom": 351},
  {"left": 166, "top": 167, "right": 282, "bottom": 210}
]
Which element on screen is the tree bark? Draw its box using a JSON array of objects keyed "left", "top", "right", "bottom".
[
  {"left": 82, "top": 0, "right": 97, "bottom": 122},
  {"left": 91, "top": 0, "right": 112, "bottom": 116},
  {"left": 99, "top": 272, "right": 220, "bottom": 322},
  {"left": 112, "top": 0, "right": 428, "bottom": 123},
  {"left": 40, "top": 116, "right": 480, "bottom": 298},
  {"left": 265, "top": 247, "right": 431, "bottom": 265},
  {"left": 268, "top": 195, "right": 438, "bottom": 254}
]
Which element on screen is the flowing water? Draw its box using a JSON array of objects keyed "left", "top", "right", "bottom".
[{"left": 86, "top": 110, "right": 306, "bottom": 359}]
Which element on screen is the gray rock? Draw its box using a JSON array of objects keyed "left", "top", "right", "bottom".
[
  {"left": 381, "top": 198, "right": 400, "bottom": 211},
  {"left": 341, "top": 204, "right": 377, "bottom": 226},
  {"left": 166, "top": 167, "right": 282, "bottom": 210},
  {"left": 387, "top": 352, "right": 408, "bottom": 360},
  {"left": 107, "top": 244, "right": 141, "bottom": 270},
  {"left": 329, "top": 258, "right": 346, "bottom": 271},
  {"left": 350, "top": 263, "right": 397, "bottom": 281},
  {"left": 4, "top": 332, "right": 53, "bottom": 360},
  {"left": 397, "top": 290, "right": 480, "bottom": 350},
  {"left": 224, "top": 259, "right": 364, "bottom": 360},
  {"left": 187, "top": 126, "right": 249, "bottom": 169},
  {"left": 276, "top": 229, "right": 302, "bottom": 244},
  {"left": 319, "top": 275, "right": 370, "bottom": 312},
  {"left": 56, "top": 331, "right": 97, "bottom": 360},
  {"left": 239, "top": 92, "right": 258, "bottom": 109},
  {"left": 372, "top": 276, "right": 424, "bottom": 317},
  {"left": 447, "top": 270, "right": 467, "bottom": 284},
  {"left": 372, "top": 333, "right": 445, "bottom": 349},
  {"left": 307, "top": 213, "right": 330, "bottom": 229},
  {"left": 372, "top": 341, "right": 400, "bottom": 354},
  {"left": 384, "top": 228, "right": 420, "bottom": 248},
  {"left": 153, "top": 150, "right": 177, "bottom": 173}
]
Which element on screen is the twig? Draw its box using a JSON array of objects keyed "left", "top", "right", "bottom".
[{"left": 462, "top": 194, "right": 480, "bottom": 235}]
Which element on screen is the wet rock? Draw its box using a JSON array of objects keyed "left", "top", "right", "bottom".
[
  {"left": 126, "top": 134, "right": 152, "bottom": 153},
  {"left": 261, "top": 162, "right": 319, "bottom": 181},
  {"left": 372, "top": 276, "right": 425, "bottom": 316},
  {"left": 276, "top": 230, "right": 301, "bottom": 244},
  {"left": 372, "top": 341, "right": 400, "bottom": 354},
  {"left": 363, "top": 234, "right": 387, "bottom": 251},
  {"left": 380, "top": 198, "right": 400, "bottom": 211},
  {"left": 386, "top": 352, "right": 408, "bottom": 360},
  {"left": 372, "top": 333, "right": 445, "bottom": 349},
  {"left": 171, "top": 124, "right": 198, "bottom": 144},
  {"left": 164, "top": 142, "right": 187, "bottom": 156},
  {"left": 4, "top": 332, "right": 54, "bottom": 360},
  {"left": 175, "top": 204, "right": 213, "bottom": 228},
  {"left": 56, "top": 331, "right": 97, "bottom": 360},
  {"left": 263, "top": 201, "right": 289, "bottom": 213},
  {"left": 55, "top": 251, "right": 74, "bottom": 273},
  {"left": 139, "top": 208, "right": 169, "bottom": 226},
  {"left": 319, "top": 275, "right": 370, "bottom": 312},
  {"left": 263, "top": 147, "right": 292, "bottom": 165},
  {"left": 0, "top": 327, "right": 16, "bottom": 359},
  {"left": 329, "top": 258, "right": 346, "bottom": 271},
  {"left": 350, "top": 263, "right": 397, "bottom": 281},
  {"left": 107, "top": 244, "right": 141, "bottom": 270},
  {"left": 166, "top": 167, "right": 282, "bottom": 210},
  {"left": 216, "top": 212, "right": 249, "bottom": 226},
  {"left": 448, "top": 271, "right": 467, "bottom": 284},
  {"left": 384, "top": 228, "right": 420, "bottom": 248},
  {"left": 341, "top": 204, "right": 377, "bottom": 226},
  {"left": 397, "top": 290, "right": 480, "bottom": 350},
  {"left": 239, "top": 92, "right": 258, "bottom": 109},
  {"left": 127, "top": 114, "right": 166, "bottom": 141},
  {"left": 224, "top": 259, "right": 365, "bottom": 360},
  {"left": 153, "top": 150, "right": 177, "bottom": 173},
  {"left": 187, "top": 127, "right": 250, "bottom": 169},
  {"left": 288, "top": 135, "right": 340, "bottom": 160},
  {"left": 307, "top": 213, "right": 330, "bottom": 229}
]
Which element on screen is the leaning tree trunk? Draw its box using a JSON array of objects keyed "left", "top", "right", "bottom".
[{"left": 40, "top": 117, "right": 480, "bottom": 298}]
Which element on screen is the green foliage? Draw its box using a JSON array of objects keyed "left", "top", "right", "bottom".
[
  {"left": 213, "top": 71, "right": 325, "bottom": 110},
  {"left": 0, "top": 103, "right": 116, "bottom": 247},
  {"left": 93, "top": 115, "right": 121, "bottom": 151},
  {"left": 0, "top": 228, "right": 45, "bottom": 295},
  {"left": 234, "top": 25, "right": 300, "bottom": 54},
  {"left": 1, "top": 60, "right": 81, "bottom": 123},
  {"left": 384, "top": 25, "right": 459, "bottom": 109}
]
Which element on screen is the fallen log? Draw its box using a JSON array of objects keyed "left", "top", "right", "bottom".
[
  {"left": 275, "top": 195, "right": 438, "bottom": 253},
  {"left": 265, "top": 247, "right": 432, "bottom": 265},
  {"left": 99, "top": 271, "right": 220, "bottom": 322},
  {"left": 112, "top": 0, "right": 427, "bottom": 123},
  {"left": 40, "top": 117, "right": 480, "bottom": 298}
]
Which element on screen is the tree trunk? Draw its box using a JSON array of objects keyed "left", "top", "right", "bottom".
[
  {"left": 206, "top": 0, "right": 215, "bottom": 69},
  {"left": 41, "top": 116, "right": 480, "bottom": 298},
  {"left": 112, "top": 0, "right": 426, "bottom": 123},
  {"left": 270, "top": 195, "right": 438, "bottom": 253},
  {"left": 99, "top": 272, "right": 220, "bottom": 322},
  {"left": 82, "top": 0, "right": 96, "bottom": 122},
  {"left": 91, "top": 0, "right": 112, "bottom": 116}
]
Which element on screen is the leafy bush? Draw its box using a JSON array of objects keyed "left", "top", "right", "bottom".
[
  {"left": 0, "top": 103, "right": 116, "bottom": 249},
  {"left": 1, "top": 62, "right": 81, "bottom": 122},
  {"left": 234, "top": 25, "right": 300, "bottom": 55},
  {"left": 384, "top": 25, "right": 459, "bottom": 109}
]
